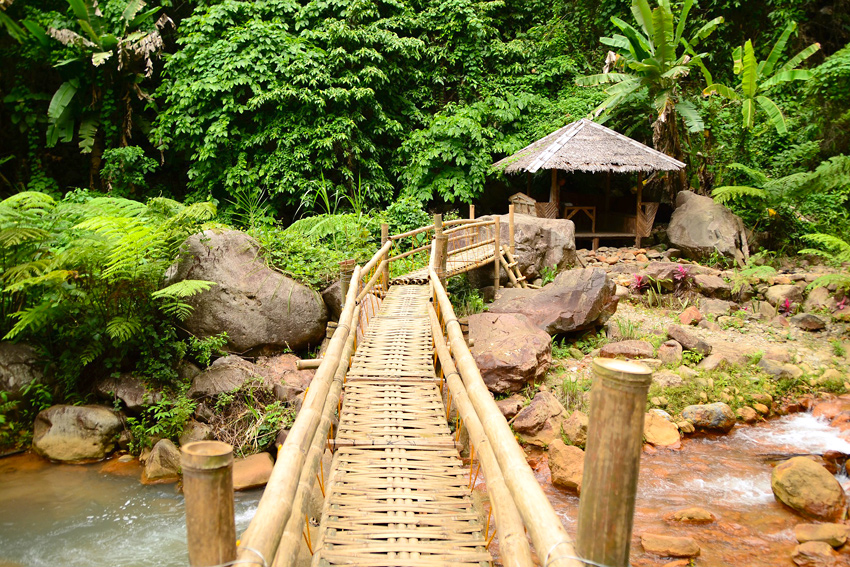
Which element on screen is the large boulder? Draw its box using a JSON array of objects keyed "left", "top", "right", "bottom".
[
  {"left": 143, "top": 439, "right": 181, "bottom": 482},
  {"left": 548, "top": 439, "right": 584, "bottom": 493},
  {"left": 667, "top": 190, "right": 748, "bottom": 263},
  {"left": 681, "top": 402, "right": 736, "bottom": 433},
  {"left": 512, "top": 390, "right": 568, "bottom": 447},
  {"left": 165, "top": 230, "right": 327, "bottom": 354},
  {"left": 469, "top": 214, "right": 576, "bottom": 285},
  {"left": 93, "top": 373, "right": 160, "bottom": 413},
  {"left": 32, "top": 404, "right": 123, "bottom": 462},
  {"left": 0, "top": 341, "right": 45, "bottom": 399},
  {"left": 772, "top": 457, "right": 847, "bottom": 521},
  {"left": 468, "top": 313, "right": 551, "bottom": 394},
  {"left": 489, "top": 268, "right": 618, "bottom": 335}
]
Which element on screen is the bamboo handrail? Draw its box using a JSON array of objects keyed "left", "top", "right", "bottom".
[
  {"left": 429, "top": 267, "right": 583, "bottom": 567},
  {"left": 236, "top": 266, "right": 362, "bottom": 567},
  {"left": 356, "top": 259, "right": 387, "bottom": 303},
  {"left": 443, "top": 219, "right": 494, "bottom": 236},
  {"left": 360, "top": 240, "right": 392, "bottom": 277},
  {"left": 442, "top": 217, "right": 480, "bottom": 228},
  {"left": 428, "top": 305, "right": 533, "bottom": 567},
  {"left": 387, "top": 242, "right": 431, "bottom": 262},
  {"left": 388, "top": 224, "right": 434, "bottom": 241},
  {"left": 448, "top": 237, "right": 495, "bottom": 257},
  {"left": 272, "top": 304, "right": 360, "bottom": 567}
]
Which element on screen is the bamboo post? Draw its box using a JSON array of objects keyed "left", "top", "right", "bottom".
[
  {"left": 380, "top": 223, "right": 389, "bottom": 291},
  {"left": 508, "top": 204, "right": 515, "bottom": 256},
  {"left": 635, "top": 171, "right": 643, "bottom": 248},
  {"left": 429, "top": 270, "right": 582, "bottom": 567},
  {"left": 493, "top": 217, "right": 501, "bottom": 292},
  {"left": 469, "top": 204, "right": 475, "bottom": 220},
  {"left": 433, "top": 213, "right": 448, "bottom": 287},
  {"left": 338, "top": 259, "right": 355, "bottom": 309},
  {"left": 469, "top": 204, "right": 476, "bottom": 248},
  {"left": 182, "top": 441, "right": 236, "bottom": 567},
  {"left": 576, "top": 358, "right": 653, "bottom": 567}
]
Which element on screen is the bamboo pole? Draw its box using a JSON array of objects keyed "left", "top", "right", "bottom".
[
  {"left": 183, "top": 441, "right": 236, "bottom": 567},
  {"left": 576, "top": 358, "right": 652, "bottom": 567},
  {"left": 508, "top": 204, "right": 515, "bottom": 256},
  {"left": 236, "top": 267, "right": 361, "bottom": 566},
  {"left": 503, "top": 248, "right": 527, "bottom": 288},
  {"left": 361, "top": 240, "right": 392, "bottom": 278},
  {"left": 433, "top": 213, "right": 447, "bottom": 287},
  {"left": 443, "top": 219, "right": 494, "bottom": 236},
  {"left": 429, "top": 268, "right": 582, "bottom": 567},
  {"left": 380, "top": 223, "right": 389, "bottom": 292},
  {"left": 493, "top": 216, "right": 501, "bottom": 292},
  {"left": 356, "top": 259, "right": 387, "bottom": 303},
  {"left": 469, "top": 204, "right": 475, "bottom": 220},
  {"left": 338, "top": 260, "right": 355, "bottom": 309},
  {"left": 272, "top": 304, "right": 360, "bottom": 567},
  {"left": 428, "top": 306, "right": 533, "bottom": 567},
  {"left": 446, "top": 237, "right": 495, "bottom": 257},
  {"left": 388, "top": 242, "right": 432, "bottom": 262},
  {"left": 389, "top": 224, "right": 434, "bottom": 241},
  {"left": 296, "top": 359, "right": 323, "bottom": 370},
  {"left": 498, "top": 248, "right": 520, "bottom": 288}
]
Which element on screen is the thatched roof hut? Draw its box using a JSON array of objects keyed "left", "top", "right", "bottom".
[{"left": 493, "top": 118, "right": 685, "bottom": 174}]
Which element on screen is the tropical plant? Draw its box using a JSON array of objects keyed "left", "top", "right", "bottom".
[
  {"left": 800, "top": 233, "right": 850, "bottom": 292},
  {"left": 575, "top": 0, "right": 723, "bottom": 185},
  {"left": 703, "top": 22, "right": 820, "bottom": 135}
]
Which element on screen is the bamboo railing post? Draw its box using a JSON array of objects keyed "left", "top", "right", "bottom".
[
  {"left": 433, "top": 213, "right": 448, "bottom": 287},
  {"left": 508, "top": 204, "right": 515, "bottom": 257},
  {"left": 339, "top": 259, "right": 355, "bottom": 309},
  {"left": 380, "top": 223, "right": 390, "bottom": 291},
  {"left": 182, "top": 441, "right": 236, "bottom": 567},
  {"left": 493, "top": 216, "right": 501, "bottom": 292},
  {"left": 469, "top": 204, "right": 476, "bottom": 248},
  {"left": 576, "top": 358, "right": 653, "bottom": 567}
]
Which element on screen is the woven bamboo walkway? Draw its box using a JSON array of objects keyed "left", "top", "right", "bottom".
[
  {"left": 312, "top": 285, "right": 491, "bottom": 567},
  {"left": 392, "top": 244, "right": 495, "bottom": 285}
]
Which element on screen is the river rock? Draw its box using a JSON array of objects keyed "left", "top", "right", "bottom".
[
  {"left": 233, "top": 452, "right": 274, "bottom": 490},
  {"left": 495, "top": 394, "right": 525, "bottom": 419},
  {"left": 488, "top": 268, "right": 617, "bottom": 335},
  {"left": 678, "top": 306, "right": 702, "bottom": 326},
  {"left": 599, "top": 340, "right": 654, "bottom": 359},
  {"left": 165, "top": 230, "right": 327, "bottom": 354},
  {"left": 641, "top": 533, "right": 701, "bottom": 557},
  {"left": 188, "top": 355, "right": 267, "bottom": 398},
  {"left": 257, "top": 353, "right": 314, "bottom": 403},
  {"left": 562, "top": 410, "right": 589, "bottom": 447},
  {"left": 470, "top": 214, "right": 577, "bottom": 284},
  {"left": 32, "top": 404, "right": 123, "bottom": 462},
  {"left": 548, "top": 439, "right": 584, "bottom": 493},
  {"left": 737, "top": 406, "right": 759, "bottom": 423},
  {"left": 665, "top": 507, "right": 716, "bottom": 524},
  {"left": 321, "top": 281, "right": 343, "bottom": 321},
  {"left": 700, "top": 298, "right": 735, "bottom": 316},
  {"left": 795, "top": 523, "right": 848, "bottom": 548},
  {"left": 653, "top": 369, "right": 685, "bottom": 388},
  {"left": 178, "top": 420, "right": 214, "bottom": 446},
  {"left": 93, "top": 373, "right": 160, "bottom": 413},
  {"left": 681, "top": 403, "right": 736, "bottom": 433},
  {"left": 804, "top": 287, "right": 836, "bottom": 313},
  {"left": 0, "top": 341, "right": 45, "bottom": 399},
  {"left": 144, "top": 439, "right": 181, "bottom": 482},
  {"left": 766, "top": 284, "right": 804, "bottom": 307},
  {"left": 667, "top": 325, "right": 711, "bottom": 356},
  {"left": 790, "top": 313, "right": 827, "bottom": 332},
  {"left": 658, "top": 341, "right": 683, "bottom": 366},
  {"left": 772, "top": 457, "right": 847, "bottom": 521},
  {"left": 667, "top": 190, "right": 747, "bottom": 263},
  {"left": 468, "top": 313, "right": 551, "bottom": 394},
  {"left": 644, "top": 412, "right": 680, "bottom": 447},
  {"left": 693, "top": 274, "right": 731, "bottom": 299},
  {"left": 759, "top": 358, "right": 804, "bottom": 380},
  {"left": 792, "top": 541, "right": 839, "bottom": 567},
  {"left": 512, "top": 390, "right": 568, "bottom": 447}
]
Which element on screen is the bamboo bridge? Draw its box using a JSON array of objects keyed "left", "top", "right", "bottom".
[{"left": 182, "top": 208, "right": 655, "bottom": 567}]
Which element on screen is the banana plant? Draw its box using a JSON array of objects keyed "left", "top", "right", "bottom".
[{"left": 703, "top": 22, "right": 820, "bottom": 135}]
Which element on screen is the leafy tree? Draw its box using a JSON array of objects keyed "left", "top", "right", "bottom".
[
  {"left": 704, "top": 22, "right": 820, "bottom": 135},
  {"left": 575, "top": 0, "right": 723, "bottom": 186}
]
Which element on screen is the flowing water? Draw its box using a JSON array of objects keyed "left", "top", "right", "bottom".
[
  {"left": 2, "top": 407, "right": 850, "bottom": 566},
  {"left": 0, "top": 456, "right": 261, "bottom": 567}
]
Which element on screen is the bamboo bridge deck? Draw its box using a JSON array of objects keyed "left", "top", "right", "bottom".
[{"left": 311, "top": 285, "right": 491, "bottom": 567}]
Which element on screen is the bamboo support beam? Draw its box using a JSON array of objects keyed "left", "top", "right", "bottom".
[
  {"left": 183, "top": 441, "right": 236, "bottom": 567},
  {"left": 433, "top": 214, "right": 447, "bottom": 287},
  {"left": 493, "top": 217, "right": 501, "bottom": 292},
  {"left": 428, "top": 306, "right": 533, "bottom": 567},
  {"left": 498, "top": 248, "right": 521, "bottom": 288},
  {"left": 356, "top": 259, "right": 387, "bottom": 303},
  {"left": 429, "top": 269, "right": 582, "bottom": 567},
  {"left": 508, "top": 204, "right": 515, "bottom": 257},
  {"left": 272, "top": 305, "right": 361, "bottom": 567},
  {"left": 236, "top": 267, "right": 362, "bottom": 566},
  {"left": 380, "top": 224, "right": 389, "bottom": 292},
  {"left": 296, "top": 359, "right": 323, "bottom": 370},
  {"left": 469, "top": 204, "right": 475, "bottom": 220},
  {"left": 577, "top": 359, "right": 652, "bottom": 567},
  {"left": 503, "top": 248, "right": 527, "bottom": 288},
  {"left": 361, "top": 241, "right": 392, "bottom": 278}
]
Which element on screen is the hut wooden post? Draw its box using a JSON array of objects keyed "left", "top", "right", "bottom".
[
  {"left": 380, "top": 223, "right": 390, "bottom": 291},
  {"left": 635, "top": 172, "right": 643, "bottom": 248},
  {"left": 508, "top": 204, "right": 515, "bottom": 256},
  {"left": 182, "top": 441, "right": 236, "bottom": 567},
  {"left": 577, "top": 358, "right": 653, "bottom": 567},
  {"left": 493, "top": 216, "right": 501, "bottom": 292},
  {"left": 433, "top": 214, "right": 448, "bottom": 287},
  {"left": 550, "top": 169, "right": 559, "bottom": 209}
]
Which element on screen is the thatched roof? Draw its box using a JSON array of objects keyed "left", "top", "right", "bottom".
[{"left": 492, "top": 118, "right": 685, "bottom": 174}]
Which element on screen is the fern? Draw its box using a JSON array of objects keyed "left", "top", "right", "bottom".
[
  {"left": 800, "top": 233, "right": 850, "bottom": 292},
  {"left": 106, "top": 315, "right": 144, "bottom": 343},
  {"left": 711, "top": 185, "right": 767, "bottom": 204}
]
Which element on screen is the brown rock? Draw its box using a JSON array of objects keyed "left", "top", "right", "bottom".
[
  {"left": 678, "top": 306, "right": 703, "bottom": 326},
  {"left": 667, "top": 325, "right": 712, "bottom": 356},
  {"left": 766, "top": 284, "right": 804, "bottom": 307},
  {"left": 794, "top": 523, "right": 848, "bottom": 548},
  {"left": 641, "top": 533, "right": 700, "bottom": 557},
  {"left": 233, "top": 452, "right": 274, "bottom": 490},
  {"left": 791, "top": 313, "right": 827, "bottom": 332},
  {"left": 792, "top": 541, "right": 838, "bottom": 566},
  {"left": 682, "top": 403, "right": 736, "bottom": 433},
  {"left": 548, "top": 439, "right": 584, "bottom": 493},
  {"left": 665, "top": 507, "right": 716, "bottom": 524},
  {"left": 469, "top": 313, "right": 552, "bottom": 394},
  {"left": 644, "top": 413, "right": 680, "bottom": 447},
  {"left": 32, "top": 405, "right": 123, "bottom": 462},
  {"left": 653, "top": 369, "right": 685, "bottom": 388},
  {"left": 495, "top": 394, "right": 525, "bottom": 419},
  {"left": 562, "top": 410, "right": 589, "bottom": 447},
  {"left": 657, "top": 341, "right": 684, "bottom": 366},
  {"left": 144, "top": 439, "right": 181, "bottom": 482},
  {"left": 737, "top": 406, "right": 759, "bottom": 423},
  {"left": 599, "top": 340, "right": 654, "bottom": 359},
  {"left": 513, "top": 390, "right": 568, "bottom": 447},
  {"left": 178, "top": 420, "right": 214, "bottom": 446},
  {"left": 772, "top": 457, "right": 847, "bottom": 521},
  {"left": 693, "top": 274, "right": 732, "bottom": 299}
]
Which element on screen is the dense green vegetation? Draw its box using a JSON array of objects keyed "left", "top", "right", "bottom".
[{"left": 1, "top": 0, "right": 849, "bottom": 451}]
